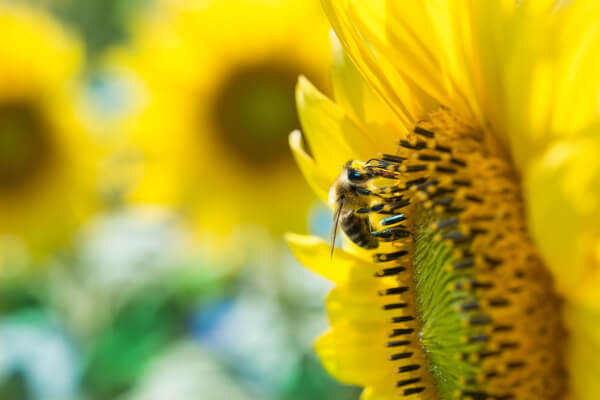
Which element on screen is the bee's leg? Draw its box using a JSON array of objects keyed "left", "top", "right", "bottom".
[
  {"left": 352, "top": 207, "right": 406, "bottom": 229},
  {"left": 379, "top": 213, "right": 407, "bottom": 226},
  {"left": 365, "top": 161, "right": 404, "bottom": 175},
  {"left": 366, "top": 185, "right": 405, "bottom": 196},
  {"left": 355, "top": 198, "right": 411, "bottom": 216},
  {"left": 365, "top": 162, "right": 432, "bottom": 180},
  {"left": 366, "top": 176, "right": 433, "bottom": 197},
  {"left": 366, "top": 154, "right": 406, "bottom": 165},
  {"left": 371, "top": 226, "right": 411, "bottom": 242},
  {"left": 364, "top": 157, "right": 405, "bottom": 177},
  {"left": 362, "top": 206, "right": 410, "bottom": 244},
  {"left": 367, "top": 153, "right": 431, "bottom": 174},
  {"left": 355, "top": 203, "right": 384, "bottom": 215}
]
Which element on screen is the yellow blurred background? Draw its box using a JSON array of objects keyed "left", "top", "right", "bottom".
[{"left": 0, "top": 0, "right": 359, "bottom": 399}]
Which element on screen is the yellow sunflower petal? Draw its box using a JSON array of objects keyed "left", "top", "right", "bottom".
[
  {"left": 462, "top": 0, "right": 514, "bottom": 147},
  {"left": 347, "top": 0, "right": 498, "bottom": 124},
  {"left": 325, "top": 0, "right": 528, "bottom": 155},
  {"left": 285, "top": 232, "right": 350, "bottom": 284},
  {"left": 296, "top": 75, "right": 380, "bottom": 182},
  {"left": 322, "top": 0, "right": 436, "bottom": 125},
  {"left": 359, "top": 387, "right": 397, "bottom": 400},
  {"left": 503, "top": 0, "right": 600, "bottom": 168},
  {"left": 502, "top": 3, "right": 560, "bottom": 168},
  {"left": 384, "top": 0, "right": 529, "bottom": 149},
  {"left": 551, "top": 0, "right": 600, "bottom": 138},
  {"left": 351, "top": 0, "right": 449, "bottom": 105},
  {"left": 288, "top": 130, "right": 330, "bottom": 203},
  {"left": 563, "top": 302, "right": 600, "bottom": 400},
  {"left": 285, "top": 233, "right": 398, "bottom": 289},
  {"left": 0, "top": 4, "right": 82, "bottom": 96},
  {"left": 524, "top": 126, "right": 600, "bottom": 307},
  {"left": 315, "top": 326, "right": 396, "bottom": 387},
  {"left": 329, "top": 31, "right": 406, "bottom": 148},
  {"left": 326, "top": 285, "right": 396, "bottom": 326}
]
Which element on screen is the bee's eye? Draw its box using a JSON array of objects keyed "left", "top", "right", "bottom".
[{"left": 347, "top": 168, "right": 365, "bottom": 182}]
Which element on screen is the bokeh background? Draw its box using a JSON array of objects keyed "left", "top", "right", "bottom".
[{"left": 0, "top": 0, "right": 360, "bottom": 399}]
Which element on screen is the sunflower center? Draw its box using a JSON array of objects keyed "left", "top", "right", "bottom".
[
  {"left": 336, "top": 109, "right": 566, "bottom": 399},
  {"left": 0, "top": 102, "right": 49, "bottom": 192},
  {"left": 212, "top": 62, "right": 301, "bottom": 165}
]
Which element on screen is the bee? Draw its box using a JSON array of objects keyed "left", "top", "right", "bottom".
[{"left": 329, "top": 160, "right": 379, "bottom": 255}]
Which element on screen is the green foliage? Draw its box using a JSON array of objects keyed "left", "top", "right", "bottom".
[
  {"left": 0, "top": 276, "right": 46, "bottom": 315},
  {"left": 278, "top": 354, "right": 361, "bottom": 400},
  {"left": 0, "top": 372, "right": 31, "bottom": 400},
  {"left": 53, "top": 0, "right": 148, "bottom": 57},
  {"left": 14, "top": 0, "right": 149, "bottom": 59},
  {"left": 81, "top": 292, "right": 178, "bottom": 398}
]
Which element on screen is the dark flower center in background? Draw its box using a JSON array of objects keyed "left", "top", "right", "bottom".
[
  {"left": 212, "top": 62, "right": 305, "bottom": 166},
  {"left": 0, "top": 102, "right": 50, "bottom": 193}
]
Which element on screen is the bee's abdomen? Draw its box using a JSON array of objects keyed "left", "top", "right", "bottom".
[{"left": 341, "top": 213, "right": 379, "bottom": 249}]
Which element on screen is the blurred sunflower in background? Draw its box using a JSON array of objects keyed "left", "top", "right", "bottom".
[
  {"left": 111, "top": 0, "right": 331, "bottom": 257},
  {"left": 288, "top": 1, "right": 600, "bottom": 399},
  {"left": 0, "top": 3, "right": 97, "bottom": 262}
]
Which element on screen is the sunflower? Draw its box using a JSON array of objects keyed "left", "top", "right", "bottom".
[
  {"left": 287, "top": 1, "right": 600, "bottom": 399},
  {"left": 115, "top": 0, "right": 330, "bottom": 252},
  {"left": 0, "top": 4, "right": 97, "bottom": 260}
]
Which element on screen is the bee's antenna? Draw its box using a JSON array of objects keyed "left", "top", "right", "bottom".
[{"left": 330, "top": 199, "right": 344, "bottom": 259}]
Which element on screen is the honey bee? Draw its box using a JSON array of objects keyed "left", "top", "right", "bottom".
[{"left": 329, "top": 160, "right": 379, "bottom": 255}]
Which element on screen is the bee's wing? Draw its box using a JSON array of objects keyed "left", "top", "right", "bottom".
[{"left": 330, "top": 199, "right": 344, "bottom": 258}]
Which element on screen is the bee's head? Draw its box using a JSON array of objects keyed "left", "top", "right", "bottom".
[
  {"left": 328, "top": 161, "right": 369, "bottom": 207},
  {"left": 345, "top": 160, "right": 370, "bottom": 183}
]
